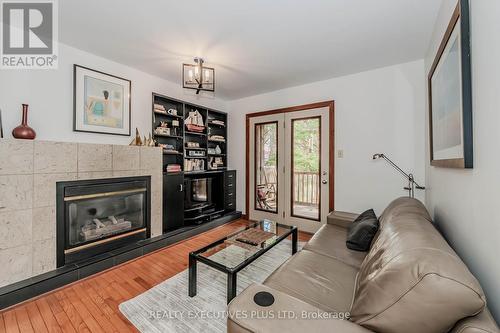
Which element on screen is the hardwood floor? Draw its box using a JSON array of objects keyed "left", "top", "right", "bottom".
[{"left": 0, "top": 219, "right": 312, "bottom": 333}]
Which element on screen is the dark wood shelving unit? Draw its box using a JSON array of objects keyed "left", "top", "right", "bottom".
[
  {"left": 152, "top": 93, "right": 228, "bottom": 173},
  {"left": 152, "top": 93, "right": 235, "bottom": 235}
]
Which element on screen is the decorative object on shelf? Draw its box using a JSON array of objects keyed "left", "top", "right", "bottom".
[
  {"left": 0, "top": 108, "right": 4, "bottom": 138},
  {"left": 208, "top": 147, "right": 216, "bottom": 155},
  {"left": 171, "top": 119, "right": 180, "bottom": 136},
  {"left": 159, "top": 143, "right": 175, "bottom": 150},
  {"left": 129, "top": 130, "right": 155, "bottom": 146},
  {"left": 215, "top": 145, "right": 222, "bottom": 154},
  {"left": 146, "top": 133, "right": 156, "bottom": 147},
  {"left": 372, "top": 153, "right": 425, "bottom": 198},
  {"left": 154, "top": 124, "right": 170, "bottom": 136},
  {"left": 167, "top": 108, "right": 178, "bottom": 116},
  {"left": 185, "top": 110, "right": 205, "bottom": 132},
  {"left": 12, "top": 104, "right": 36, "bottom": 140},
  {"left": 74, "top": 65, "right": 131, "bottom": 136},
  {"left": 428, "top": 0, "right": 472, "bottom": 169},
  {"left": 183, "top": 57, "right": 215, "bottom": 94},
  {"left": 186, "top": 141, "right": 200, "bottom": 148},
  {"left": 185, "top": 158, "right": 205, "bottom": 172},
  {"left": 209, "top": 156, "right": 224, "bottom": 170},
  {"left": 209, "top": 135, "right": 225, "bottom": 142},
  {"left": 129, "top": 128, "right": 143, "bottom": 146},
  {"left": 188, "top": 150, "right": 206, "bottom": 157},
  {"left": 160, "top": 143, "right": 179, "bottom": 154}
]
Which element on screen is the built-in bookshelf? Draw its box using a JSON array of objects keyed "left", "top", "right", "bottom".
[{"left": 152, "top": 93, "right": 228, "bottom": 174}]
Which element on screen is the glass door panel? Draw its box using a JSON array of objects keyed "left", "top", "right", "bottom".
[
  {"left": 291, "top": 117, "right": 321, "bottom": 221},
  {"left": 249, "top": 107, "right": 329, "bottom": 233},
  {"left": 284, "top": 107, "right": 329, "bottom": 233},
  {"left": 254, "top": 122, "right": 278, "bottom": 213}
]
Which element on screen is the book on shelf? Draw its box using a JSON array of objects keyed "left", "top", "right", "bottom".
[
  {"left": 209, "top": 119, "right": 225, "bottom": 126},
  {"left": 184, "top": 159, "right": 205, "bottom": 172},
  {"left": 154, "top": 103, "right": 166, "bottom": 112},
  {"left": 166, "top": 164, "right": 182, "bottom": 173},
  {"left": 209, "top": 135, "right": 225, "bottom": 142}
]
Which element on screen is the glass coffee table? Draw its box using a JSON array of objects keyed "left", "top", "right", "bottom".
[{"left": 188, "top": 220, "right": 298, "bottom": 303}]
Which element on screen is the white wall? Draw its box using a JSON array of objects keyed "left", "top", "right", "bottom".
[
  {"left": 227, "top": 60, "right": 426, "bottom": 216},
  {"left": 424, "top": 0, "right": 500, "bottom": 322},
  {"left": 0, "top": 43, "right": 227, "bottom": 145}
]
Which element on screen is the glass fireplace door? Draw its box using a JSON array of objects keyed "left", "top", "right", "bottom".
[
  {"left": 66, "top": 189, "right": 146, "bottom": 250},
  {"left": 57, "top": 176, "right": 151, "bottom": 267}
]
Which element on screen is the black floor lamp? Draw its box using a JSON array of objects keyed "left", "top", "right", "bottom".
[{"left": 372, "top": 153, "right": 425, "bottom": 198}]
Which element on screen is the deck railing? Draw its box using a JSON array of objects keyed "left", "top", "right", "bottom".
[{"left": 293, "top": 171, "right": 320, "bottom": 206}]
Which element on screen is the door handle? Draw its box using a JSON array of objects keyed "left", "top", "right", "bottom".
[
  {"left": 179, "top": 184, "right": 184, "bottom": 192},
  {"left": 322, "top": 180, "right": 328, "bottom": 185}
]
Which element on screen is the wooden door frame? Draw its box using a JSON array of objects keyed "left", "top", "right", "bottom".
[{"left": 245, "top": 101, "right": 335, "bottom": 219}]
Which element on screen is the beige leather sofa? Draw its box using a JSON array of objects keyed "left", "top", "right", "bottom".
[{"left": 227, "top": 197, "right": 499, "bottom": 333}]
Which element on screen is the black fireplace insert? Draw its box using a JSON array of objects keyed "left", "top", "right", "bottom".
[{"left": 56, "top": 176, "right": 151, "bottom": 267}]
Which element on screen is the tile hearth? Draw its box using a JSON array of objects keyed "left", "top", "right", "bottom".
[{"left": 0, "top": 139, "right": 163, "bottom": 288}]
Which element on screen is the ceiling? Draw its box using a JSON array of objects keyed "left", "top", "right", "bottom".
[{"left": 59, "top": 0, "right": 442, "bottom": 100}]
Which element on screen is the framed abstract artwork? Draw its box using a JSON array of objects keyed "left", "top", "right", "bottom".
[
  {"left": 428, "top": 0, "right": 472, "bottom": 168},
  {"left": 74, "top": 65, "right": 131, "bottom": 136}
]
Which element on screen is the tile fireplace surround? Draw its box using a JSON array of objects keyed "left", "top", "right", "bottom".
[{"left": 0, "top": 139, "right": 163, "bottom": 288}]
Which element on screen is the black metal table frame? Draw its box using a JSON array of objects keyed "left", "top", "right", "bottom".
[{"left": 188, "top": 221, "right": 298, "bottom": 304}]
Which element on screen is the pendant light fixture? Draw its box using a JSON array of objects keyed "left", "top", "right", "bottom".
[{"left": 183, "top": 57, "right": 215, "bottom": 94}]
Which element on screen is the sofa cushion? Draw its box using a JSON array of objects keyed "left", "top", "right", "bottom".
[
  {"left": 304, "top": 224, "right": 366, "bottom": 268},
  {"left": 449, "top": 309, "right": 499, "bottom": 333},
  {"left": 227, "top": 284, "right": 374, "bottom": 333},
  {"left": 264, "top": 249, "right": 358, "bottom": 313},
  {"left": 351, "top": 198, "right": 486, "bottom": 333},
  {"left": 327, "top": 211, "right": 359, "bottom": 228},
  {"left": 346, "top": 209, "right": 379, "bottom": 251}
]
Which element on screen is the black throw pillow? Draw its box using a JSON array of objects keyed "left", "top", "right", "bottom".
[{"left": 346, "top": 209, "right": 379, "bottom": 252}]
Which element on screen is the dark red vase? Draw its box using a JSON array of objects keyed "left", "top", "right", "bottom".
[{"left": 12, "top": 104, "right": 36, "bottom": 140}]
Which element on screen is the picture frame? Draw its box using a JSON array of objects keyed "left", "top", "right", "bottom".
[
  {"left": 0, "top": 109, "right": 3, "bottom": 138},
  {"left": 73, "top": 65, "right": 131, "bottom": 136},
  {"left": 428, "top": 0, "right": 473, "bottom": 168}
]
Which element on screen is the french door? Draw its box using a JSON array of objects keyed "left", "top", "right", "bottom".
[{"left": 248, "top": 106, "right": 331, "bottom": 233}]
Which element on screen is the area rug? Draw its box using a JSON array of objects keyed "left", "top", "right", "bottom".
[{"left": 119, "top": 240, "right": 301, "bottom": 333}]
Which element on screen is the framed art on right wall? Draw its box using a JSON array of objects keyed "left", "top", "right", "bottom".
[{"left": 428, "top": 0, "right": 473, "bottom": 169}]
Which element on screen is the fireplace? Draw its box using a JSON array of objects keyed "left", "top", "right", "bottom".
[{"left": 56, "top": 176, "right": 151, "bottom": 267}]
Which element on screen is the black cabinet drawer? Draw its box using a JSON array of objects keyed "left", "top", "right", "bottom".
[
  {"left": 224, "top": 170, "right": 236, "bottom": 211},
  {"left": 225, "top": 172, "right": 236, "bottom": 185},
  {"left": 226, "top": 200, "right": 236, "bottom": 210},
  {"left": 225, "top": 190, "right": 235, "bottom": 204}
]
